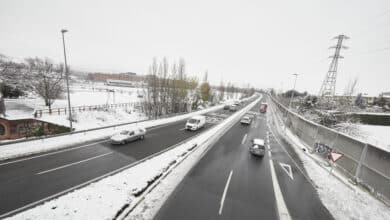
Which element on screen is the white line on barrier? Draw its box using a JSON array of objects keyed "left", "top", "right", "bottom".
[
  {"left": 0, "top": 140, "right": 110, "bottom": 167},
  {"left": 37, "top": 152, "right": 113, "bottom": 175},
  {"left": 219, "top": 170, "right": 233, "bottom": 215}
]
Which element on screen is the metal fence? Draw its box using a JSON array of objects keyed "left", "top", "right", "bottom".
[
  {"left": 34, "top": 102, "right": 141, "bottom": 118},
  {"left": 269, "top": 94, "right": 390, "bottom": 204}
]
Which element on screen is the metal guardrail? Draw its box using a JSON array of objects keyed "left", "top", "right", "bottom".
[
  {"left": 34, "top": 102, "right": 140, "bottom": 117},
  {"left": 268, "top": 94, "right": 390, "bottom": 204}
]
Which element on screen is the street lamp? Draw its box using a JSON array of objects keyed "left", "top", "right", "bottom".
[
  {"left": 288, "top": 73, "right": 299, "bottom": 109},
  {"left": 61, "top": 29, "right": 73, "bottom": 131}
]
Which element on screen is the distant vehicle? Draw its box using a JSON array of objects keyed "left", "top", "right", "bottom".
[
  {"left": 229, "top": 105, "right": 238, "bottom": 112},
  {"left": 185, "top": 115, "right": 206, "bottom": 131},
  {"left": 260, "top": 102, "right": 268, "bottom": 113},
  {"left": 249, "top": 138, "right": 265, "bottom": 156},
  {"left": 110, "top": 127, "right": 146, "bottom": 144},
  {"left": 234, "top": 100, "right": 241, "bottom": 106},
  {"left": 240, "top": 116, "right": 252, "bottom": 125},
  {"left": 223, "top": 105, "right": 230, "bottom": 110}
]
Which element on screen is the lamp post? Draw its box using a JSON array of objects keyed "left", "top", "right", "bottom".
[
  {"left": 61, "top": 29, "right": 73, "bottom": 131},
  {"left": 288, "top": 73, "right": 299, "bottom": 109}
]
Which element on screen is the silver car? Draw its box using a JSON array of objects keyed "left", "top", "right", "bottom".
[
  {"left": 110, "top": 127, "right": 146, "bottom": 144},
  {"left": 249, "top": 138, "right": 265, "bottom": 156}
]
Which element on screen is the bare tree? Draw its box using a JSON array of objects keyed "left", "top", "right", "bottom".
[
  {"left": 26, "top": 57, "right": 65, "bottom": 113},
  {"left": 0, "top": 56, "right": 28, "bottom": 116},
  {"left": 343, "top": 77, "right": 358, "bottom": 97}
]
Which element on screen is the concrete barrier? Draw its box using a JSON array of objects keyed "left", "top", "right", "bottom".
[{"left": 268, "top": 94, "right": 390, "bottom": 204}]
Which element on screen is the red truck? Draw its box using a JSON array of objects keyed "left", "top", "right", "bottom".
[{"left": 260, "top": 102, "right": 268, "bottom": 113}]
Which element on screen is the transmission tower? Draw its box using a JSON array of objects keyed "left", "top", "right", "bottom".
[{"left": 318, "top": 34, "right": 349, "bottom": 99}]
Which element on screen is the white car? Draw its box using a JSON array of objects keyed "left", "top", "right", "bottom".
[
  {"left": 110, "top": 127, "right": 146, "bottom": 144},
  {"left": 249, "top": 138, "right": 265, "bottom": 156},
  {"left": 240, "top": 116, "right": 252, "bottom": 125},
  {"left": 185, "top": 115, "right": 206, "bottom": 131}
]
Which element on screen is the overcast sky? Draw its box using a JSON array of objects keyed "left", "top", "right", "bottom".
[{"left": 1, "top": 0, "right": 389, "bottom": 95}]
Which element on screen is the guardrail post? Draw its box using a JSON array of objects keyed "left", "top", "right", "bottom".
[
  {"left": 312, "top": 125, "right": 319, "bottom": 148},
  {"left": 354, "top": 143, "right": 368, "bottom": 183}
]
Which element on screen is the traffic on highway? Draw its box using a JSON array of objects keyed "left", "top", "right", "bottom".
[
  {"left": 155, "top": 98, "right": 334, "bottom": 220},
  {"left": 0, "top": 100, "right": 249, "bottom": 217}
]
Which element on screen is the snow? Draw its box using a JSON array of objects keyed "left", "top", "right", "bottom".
[
  {"left": 4, "top": 95, "right": 260, "bottom": 220},
  {"left": 3, "top": 83, "right": 143, "bottom": 120},
  {"left": 356, "top": 124, "right": 390, "bottom": 152},
  {"left": 268, "top": 101, "right": 390, "bottom": 220},
  {"left": 0, "top": 99, "right": 236, "bottom": 161}
]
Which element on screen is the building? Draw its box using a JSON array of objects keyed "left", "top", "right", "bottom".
[
  {"left": 87, "top": 72, "right": 145, "bottom": 82},
  {"left": 0, "top": 117, "right": 69, "bottom": 140}
]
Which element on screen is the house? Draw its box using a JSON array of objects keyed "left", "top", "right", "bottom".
[{"left": 0, "top": 117, "right": 70, "bottom": 140}]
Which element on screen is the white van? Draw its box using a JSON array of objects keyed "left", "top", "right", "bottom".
[{"left": 185, "top": 115, "right": 206, "bottom": 131}]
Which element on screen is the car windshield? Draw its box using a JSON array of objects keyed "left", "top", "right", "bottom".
[
  {"left": 120, "top": 131, "right": 129, "bottom": 135},
  {"left": 188, "top": 119, "right": 199, "bottom": 124}
]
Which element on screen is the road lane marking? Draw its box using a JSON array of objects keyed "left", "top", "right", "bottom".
[
  {"left": 179, "top": 127, "right": 186, "bottom": 131},
  {"left": 36, "top": 152, "right": 113, "bottom": 175},
  {"left": 269, "top": 158, "right": 291, "bottom": 220},
  {"left": 0, "top": 140, "right": 109, "bottom": 167},
  {"left": 241, "top": 134, "right": 247, "bottom": 145},
  {"left": 219, "top": 170, "right": 233, "bottom": 215},
  {"left": 279, "top": 162, "right": 294, "bottom": 180},
  {"left": 267, "top": 126, "right": 317, "bottom": 188}
]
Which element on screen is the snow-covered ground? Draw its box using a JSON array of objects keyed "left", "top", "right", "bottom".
[
  {"left": 268, "top": 100, "right": 390, "bottom": 220},
  {"left": 41, "top": 108, "right": 146, "bottom": 130},
  {"left": 0, "top": 100, "right": 237, "bottom": 161},
  {"left": 356, "top": 124, "right": 390, "bottom": 152},
  {"left": 4, "top": 95, "right": 259, "bottom": 220},
  {"left": 4, "top": 82, "right": 244, "bottom": 131}
]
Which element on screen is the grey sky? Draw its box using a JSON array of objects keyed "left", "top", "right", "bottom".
[{"left": 1, "top": 0, "right": 389, "bottom": 95}]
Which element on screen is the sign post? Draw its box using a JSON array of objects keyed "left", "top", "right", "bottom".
[{"left": 328, "top": 151, "right": 343, "bottom": 176}]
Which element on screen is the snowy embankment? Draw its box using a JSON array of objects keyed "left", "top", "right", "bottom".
[
  {"left": 0, "top": 101, "right": 235, "bottom": 161},
  {"left": 268, "top": 100, "right": 390, "bottom": 220},
  {"left": 4, "top": 95, "right": 259, "bottom": 220}
]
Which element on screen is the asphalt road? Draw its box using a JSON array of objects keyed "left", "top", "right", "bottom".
[
  {"left": 156, "top": 99, "right": 334, "bottom": 220},
  {"left": 0, "top": 103, "right": 247, "bottom": 217}
]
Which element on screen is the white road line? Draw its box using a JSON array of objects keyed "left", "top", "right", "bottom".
[
  {"left": 37, "top": 152, "right": 113, "bottom": 175},
  {"left": 241, "top": 134, "right": 248, "bottom": 145},
  {"left": 219, "top": 170, "right": 233, "bottom": 215},
  {"left": 267, "top": 126, "right": 317, "bottom": 188},
  {"left": 269, "top": 157, "right": 291, "bottom": 220},
  {"left": 0, "top": 140, "right": 109, "bottom": 167},
  {"left": 179, "top": 127, "right": 186, "bottom": 131}
]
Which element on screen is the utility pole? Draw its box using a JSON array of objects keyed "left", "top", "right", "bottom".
[
  {"left": 288, "top": 73, "right": 299, "bottom": 109},
  {"left": 319, "top": 34, "right": 349, "bottom": 101},
  {"left": 61, "top": 29, "right": 73, "bottom": 131}
]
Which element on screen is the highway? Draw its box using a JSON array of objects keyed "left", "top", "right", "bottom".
[
  {"left": 156, "top": 99, "right": 334, "bottom": 220},
  {"left": 0, "top": 104, "right": 246, "bottom": 217}
]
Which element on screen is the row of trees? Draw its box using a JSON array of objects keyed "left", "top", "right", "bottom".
[
  {"left": 142, "top": 57, "right": 255, "bottom": 118},
  {"left": 0, "top": 55, "right": 65, "bottom": 116}
]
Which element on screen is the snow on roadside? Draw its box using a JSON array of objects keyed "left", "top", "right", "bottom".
[
  {"left": 4, "top": 95, "right": 259, "bottom": 220},
  {"left": 269, "top": 103, "right": 390, "bottom": 220},
  {"left": 4, "top": 141, "right": 192, "bottom": 220},
  {"left": 356, "top": 124, "right": 390, "bottom": 152},
  {"left": 0, "top": 102, "right": 228, "bottom": 161},
  {"left": 41, "top": 108, "right": 146, "bottom": 130}
]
